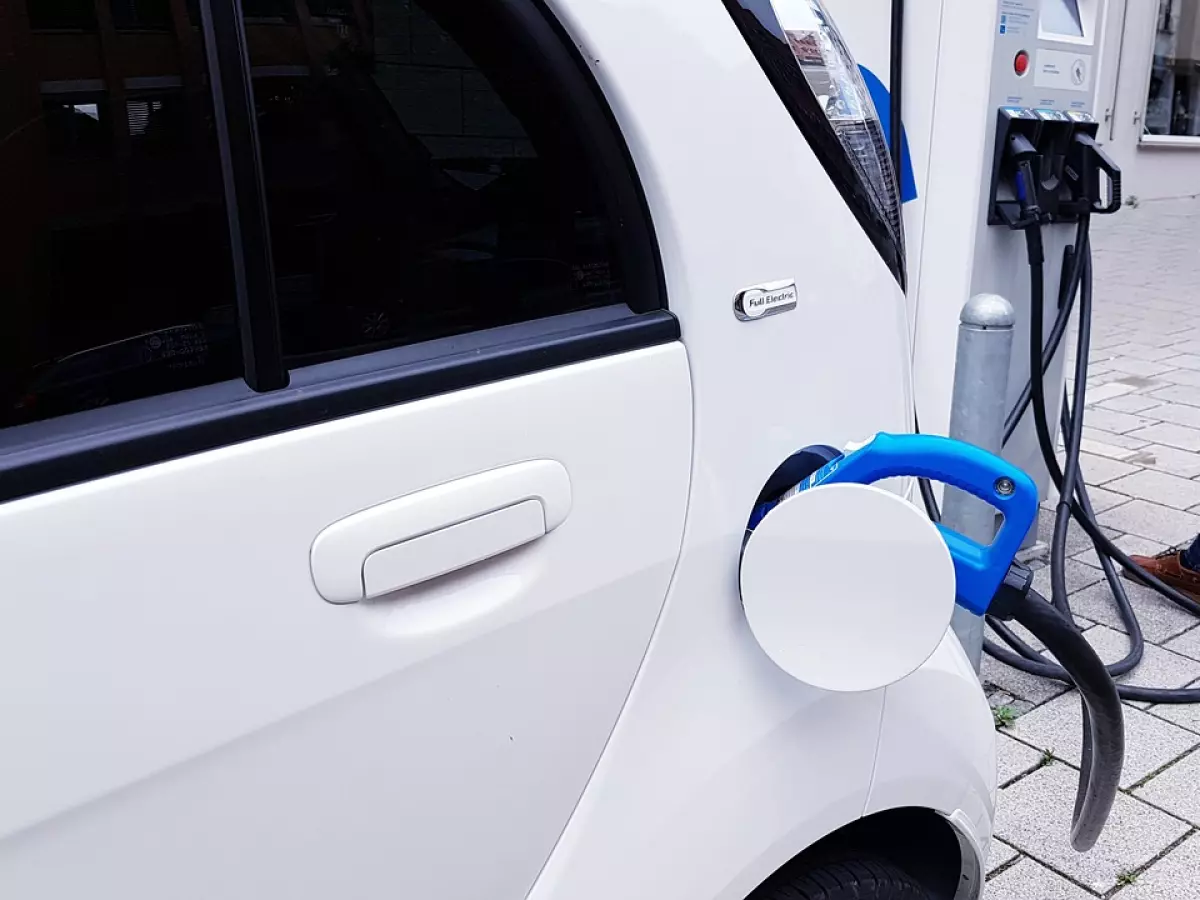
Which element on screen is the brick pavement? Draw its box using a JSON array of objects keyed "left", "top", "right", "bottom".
[{"left": 985, "top": 197, "right": 1200, "bottom": 898}]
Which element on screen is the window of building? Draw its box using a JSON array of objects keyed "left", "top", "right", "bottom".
[
  {"left": 2, "top": 11, "right": 238, "bottom": 428},
  {"left": 110, "top": 0, "right": 173, "bottom": 29},
  {"left": 126, "top": 92, "right": 188, "bottom": 156},
  {"left": 1144, "top": 0, "right": 1200, "bottom": 139},
  {"left": 26, "top": 0, "right": 96, "bottom": 30},
  {"left": 42, "top": 97, "right": 110, "bottom": 158}
]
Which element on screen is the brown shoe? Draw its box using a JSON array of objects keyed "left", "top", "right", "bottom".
[{"left": 1124, "top": 547, "right": 1200, "bottom": 600}]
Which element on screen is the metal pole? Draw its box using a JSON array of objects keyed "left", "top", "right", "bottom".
[{"left": 944, "top": 293, "right": 1015, "bottom": 672}]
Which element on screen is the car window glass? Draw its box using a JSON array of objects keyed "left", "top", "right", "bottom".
[
  {"left": 243, "top": 0, "right": 628, "bottom": 366},
  {"left": 2, "top": 1, "right": 240, "bottom": 428},
  {"left": 1, "top": 0, "right": 635, "bottom": 430}
]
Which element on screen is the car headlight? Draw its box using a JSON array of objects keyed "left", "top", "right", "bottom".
[{"left": 724, "top": 0, "right": 906, "bottom": 286}]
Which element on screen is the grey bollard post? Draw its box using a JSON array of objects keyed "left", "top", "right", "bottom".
[{"left": 943, "top": 293, "right": 1016, "bottom": 673}]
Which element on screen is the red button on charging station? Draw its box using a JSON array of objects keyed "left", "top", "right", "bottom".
[{"left": 1014, "top": 50, "right": 1030, "bottom": 76}]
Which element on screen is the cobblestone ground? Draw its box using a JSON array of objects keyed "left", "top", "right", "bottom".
[{"left": 985, "top": 196, "right": 1200, "bottom": 898}]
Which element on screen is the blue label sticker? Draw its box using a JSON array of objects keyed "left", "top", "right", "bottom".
[{"left": 1000, "top": 24, "right": 1007, "bottom": 33}]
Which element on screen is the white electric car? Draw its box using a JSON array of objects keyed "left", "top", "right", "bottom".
[{"left": 0, "top": 0, "right": 993, "bottom": 897}]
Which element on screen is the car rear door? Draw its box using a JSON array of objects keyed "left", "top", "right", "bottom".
[{"left": 0, "top": 0, "right": 690, "bottom": 896}]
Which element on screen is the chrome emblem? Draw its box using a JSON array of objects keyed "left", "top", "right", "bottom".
[{"left": 734, "top": 279, "right": 799, "bottom": 321}]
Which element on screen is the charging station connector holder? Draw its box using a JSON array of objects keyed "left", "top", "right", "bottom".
[{"left": 989, "top": 107, "right": 1122, "bottom": 229}]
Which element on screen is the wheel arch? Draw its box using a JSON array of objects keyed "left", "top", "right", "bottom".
[{"left": 744, "top": 807, "right": 981, "bottom": 900}]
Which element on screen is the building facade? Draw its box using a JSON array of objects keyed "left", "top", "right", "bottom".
[{"left": 1102, "top": 0, "right": 1200, "bottom": 201}]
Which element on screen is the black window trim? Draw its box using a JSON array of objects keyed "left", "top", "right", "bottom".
[
  {"left": 0, "top": 307, "right": 679, "bottom": 503},
  {"left": 199, "top": 0, "right": 289, "bottom": 391},
  {"left": 0, "top": 0, "right": 673, "bottom": 503}
]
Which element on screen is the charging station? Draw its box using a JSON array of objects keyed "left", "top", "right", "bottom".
[{"left": 828, "top": 0, "right": 1120, "bottom": 512}]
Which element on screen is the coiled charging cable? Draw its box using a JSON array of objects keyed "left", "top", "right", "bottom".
[{"left": 983, "top": 213, "right": 1200, "bottom": 703}]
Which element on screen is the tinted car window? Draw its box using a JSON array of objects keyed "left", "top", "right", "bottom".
[
  {"left": 2, "top": 0, "right": 638, "bottom": 430},
  {"left": 1, "top": 2, "right": 239, "bottom": 427},
  {"left": 243, "top": 0, "right": 628, "bottom": 366}
]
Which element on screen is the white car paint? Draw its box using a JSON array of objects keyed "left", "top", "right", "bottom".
[
  {"left": 0, "top": 347, "right": 692, "bottom": 898},
  {"left": 523, "top": 2, "right": 993, "bottom": 896},
  {"left": 0, "top": 0, "right": 997, "bottom": 897}
]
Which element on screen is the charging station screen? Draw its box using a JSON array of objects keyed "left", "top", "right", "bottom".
[{"left": 1041, "top": 0, "right": 1084, "bottom": 37}]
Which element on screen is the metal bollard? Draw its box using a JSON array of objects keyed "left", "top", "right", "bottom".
[{"left": 944, "top": 293, "right": 1016, "bottom": 672}]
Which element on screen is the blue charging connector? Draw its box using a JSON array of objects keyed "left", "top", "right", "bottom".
[{"left": 752, "top": 433, "right": 1039, "bottom": 616}]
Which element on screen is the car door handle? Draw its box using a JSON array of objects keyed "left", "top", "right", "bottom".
[{"left": 310, "top": 460, "right": 571, "bottom": 604}]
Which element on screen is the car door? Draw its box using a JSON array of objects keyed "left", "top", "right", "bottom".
[{"left": 0, "top": 0, "right": 691, "bottom": 897}]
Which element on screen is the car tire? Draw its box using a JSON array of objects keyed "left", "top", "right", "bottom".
[{"left": 750, "top": 856, "right": 931, "bottom": 900}]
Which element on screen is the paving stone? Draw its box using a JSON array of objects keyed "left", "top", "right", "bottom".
[
  {"left": 1164, "top": 627, "right": 1200, "bottom": 663},
  {"left": 986, "top": 840, "right": 1021, "bottom": 875},
  {"left": 1103, "top": 342, "right": 1187, "bottom": 362},
  {"left": 981, "top": 646, "right": 1071, "bottom": 707},
  {"left": 1035, "top": 508, "right": 1120, "bottom": 557},
  {"left": 984, "top": 857, "right": 1093, "bottom": 900},
  {"left": 1085, "top": 625, "right": 1200, "bottom": 695},
  {"left": 1112, "top": 832, "right": 1200, "bottom": 900},
  {"left": 1098, "top": 499, "right": 1200, "bottom": 545},
  {"left": 987, "top": 686, "right": 1019, "bottom": 707},
  {"left": 1081, "top": 427, "right": 1151, "bottom": 451},
  {"left": 1156, "top": 367, "right": 1200, "bottom": 389},
  {"left": 1090, "top": 334, "right": 1128, "bottom": 351},
  {"left": 1147, "top": 685, "right": 1200, "bottom": 735},
  {"left": 1165, "top": 353, "right": 1200, "bottom": 371},
  {"left": 1081, "top": 407, "right": 1157, "bottom": 434},
  {"left": 997, "top": 732, "right": 1047, "bottom": 786},
  {"left": 1127, "top": 443, "right": 1200, "bottom": 479},
  {"left": 1079, "top": 435, "right": 1142, "bottom": 460},
  {"left": 1084, "top": 381, "right": 1139, "bottom": 405},
  {"left": 1105, "top": 357, "right": 1178, "bottom": 378},
  {"left": 1042, "top": 484, "right": 1130, "bottom": 515},
  {"left": 1097, "top": 393, "right": 1166, "bottom": 414},
  {"left": 1134, "top": 748, "right": 1200, "bottom": 822},
  {"left": 1076, "top": 452, "right": 1141, "bottom": 484},
  {"left": 1086, "top": 369, "right": 1121, "bottom": 385},
  {"left": 1031, "top": 558, "right": 1105, "bottom": 598},
  {"left": 1127, "top": 421, "right": 1200, "bottom": 452},
  {"left": 994, "top": 763, "right": 1190, "bottom": 893},
  {"left": 992, "top": 701, "right": 1036, "bottom": 724},
  {"left": 1008, "top": 689, "right": 1199, "bottom": 787},
  {"left": 1165, "top": 328, "right": 1200, "bottom": 345},
  {"left": 992, "top": 618, "right": 1059, "bottom": 657},
  {"left": 1109, "top": 374, "right": 1170, "bottom": 390},
  {"left": 1111, "top": 343, "right": 1189, "bottom": 362},
  {"left": 1105, "top": 469, "right": 1200, "bottom": 511},
  {"left": 1073, "top": 533, "right": 1165, "bottom": 571},
  {"left": 1148, "top": 384, "right": 1200, "bottom": 408},
  {"left": 1143, "top": 401, "right": 1200, "bottom": 430},
  {"left": 1064, "top": 577, "right": 1198, "bottom": 643}
]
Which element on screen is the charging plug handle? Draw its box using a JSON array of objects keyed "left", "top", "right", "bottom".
[
  {"left": 1072, "top": 132, "right": 1122, "bottom": 214},
  {"left": 1007, "top": 132, "right": 1039, "bottom": 162}
]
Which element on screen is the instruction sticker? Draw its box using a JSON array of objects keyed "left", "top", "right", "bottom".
[
  {"left": 1034, "top": 49, "right": 1093, "bottom": 92},
  {"left": 999, "top": 0, "right": 1034, "bottom": 35}
]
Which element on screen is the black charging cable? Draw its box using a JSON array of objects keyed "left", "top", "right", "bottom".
[
  {"left": 982, "top": 215, "right": 1200, "bottom": 702},
  {"left": 981, "top": 214, "right": 1124, "bottom": 850},
  {"left": 989, "top": 576, "right": 1123, "bottom": 851}
]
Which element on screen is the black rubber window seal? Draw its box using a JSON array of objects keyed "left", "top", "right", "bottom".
[{"left": 0, "top": 308, "right": 680, "bottom": 503}]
